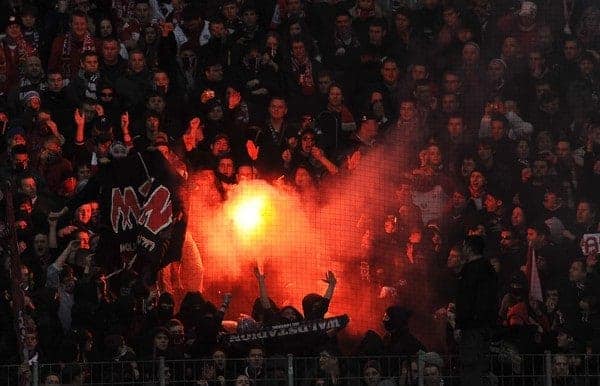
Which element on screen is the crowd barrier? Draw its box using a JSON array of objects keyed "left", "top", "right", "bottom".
[{"left": 2, "top": 353, "right": 600, "bottom": 385}]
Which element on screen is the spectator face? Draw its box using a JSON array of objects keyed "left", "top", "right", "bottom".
[
  {"left": 248, "top": 348, "right": 264, "bottom": 368},
  {"left": 442, "top": 94, "right": 458, "bottom": 113},
  {"left": 381, "top": 61, "right": 399, "bottom": 84},
  {"left": 269, "top": 99, "right": 287, "bottom": 120},
  {"left": 218, "top": 158, "right": 235, "bottom": 177},
  {"left": 43, "top": 374, "right": 60, "bottom": 385},
  {"left": 328, "top": 86, "right": 343, "bottom": 107},
  {"left": 21, "top": 13, "right": 36, "bottom": 28},
  {"left": 294, "top": 167, "right": 312, "bottom": 188},
  {"left": 205, "top": 64, "right": 223, "bottom": 82},
  {"left": 360, "top": 119, "right": 378, "bottom": 139},
  {"left": 222, "top": 3, "right": 238, "bottom": 20},
  {"left": 20, "top": 177, "right": 37, "bottom": 198},
  {"left": 168, "top": 324, "right": 184, "bottom": 345},
  {"left": 490, "top": 120, "right": 505, "bottom": 141},
  {"left": 500, "top": 230, "right": 516, "bottom": 249},
  {"left": 335, "top": 14, "right": 351, "bottom": 33},
  {"left": 211, "top": 138, "right": 230, "bottom": 156},
  {"left": 24, "top": 332, "right": 38, "bottom": 351},
  {"left": 569, "top": 261, "right": 586, "bottom": 283},
  {"left": 442, "top": 73, "right": 461, "bottom": 93},
  {"left": 424, "top": 365, "right": 441, "bottom": 385},
  {"left": 71, "top": 15, "right": 88, "bottom": 38},
  {"left": 576, "top": 202, "right": 593, "bottom": 224},
  {"left": 237, "top": 166, "right": 255, "bottom": 181},
  {"left": 148, "top": 96, "right": 166, "bottom": 113},
  {"left": 443, "top": 7, "right": 460, "bottom": 26},
  {"left": 146, "top": 117, "right": 160, "bottom": 138},
  {"left": 579, "top": 58, "right": 594, "bottom": 75},
  {"left": 555, "top": 141, "right": 571, "bottom": 159},
  {"left": 77, "top": 165, "right": 91, "bottom": 181},
  {"left": 34, "top": 234, "right": 49, "bottom": 257},
  {"left": 208, "top": 105, "right": 223, "bottom": 121},
  {"left": 447, "top": 247, "right": 462, "bottom": 269},
  {"left": 469, "top": 171, "right": 485, "bottom": 190},
  {"left": 47, "top": 73, "right": 64, "bottom": 92},
  {"left": 501, "top": 37, "right": 519, "bottom": 59},
  {"left": 154, "top": 72, "right": 169, "bottom": 89},
  {"left": 528, "top": 52, "right": 544, "bottom": 72},
  {"left": 428, "top": 145, "right": 442, "bottom": 166},
  {"left": 477, "top": 144, "right": 492, "bottom": 161},
  {"left": 368, "top": 25, "right": 385, "bottom": 45},
  {"left": 99, "top": 19, "right": 113, "bottom": 37},
  {"left": 556, "top": 332, "right": 572, "bottom": 349},
  {"left": 25, "top": 57, "right": 43, "bottom": 79},
  {"left": 399, "top": 101, "right": 416, "bottom": 121},
  {"left": 395, "top": 13, "right": 410, "bottom": 32},
  {"left": 462, "top": 45, "right": 479, "bottom": 64},
  {"left": 154, "top": 332, "right": 169, "bottom": 351},
  {"left": 75, "top": 231, "right": 90, "bottom": 251},
  {"left": 289, "top": 22, "right": 302, "bottom": 37},
  {"left": 461, "top": 158, "right": 476, "bottom": 177},
  {"left": 242, "top": 9, "right": 257, "bottom": 26},
  {"left": 543, "top": 192, "right": 559, "bottom": 210},
  {"left": 511, "top": 207, "right": 525, "bottom": 227},
  {"left": 212, "top": 350, "right": 226, "bottom": 368},
  {"left": 301, "top": 132, "right": 315, "bottom": 153},
  {"left": 266, "top": 35, "right": 279, "bottom": 52},
  {"left": 414, "top": 85, "right": 432, "bottom": 104},
  {"left": 384, "top": 217, "right": 396, "bottom": 234},
  {"left": 487, "top": 60, "right": 505, "bottom": 81},
  {"left": 235, "top": 375, "right": 250, "bottom": 386},
  {"left": 209, "top": 22, "right": 227, "bottom": 39},
  {"left": 6, "top": 23, "right": 22, "bottom": 39},
  {"left": 100, "top": 87, "right": 114, "bottom": 102},
  {"left": 411, "top": 65, "right": 427, "bottom": 81},
  {"left": 553, "top": 355, "right": 569, "bottom": 376},
  {"left": 363, "top": 367, "right": 380, "bottom": 386},
  {"left": 130, "top": 53, "right": 146, "bottom": 73},
  {"left": 13, "top": 153, "right": 29, "bottom": 171},
  {"left": 563, "top": 41, "right": 579, "bottom": 61},
  {"left": 516, "top": 140, "right": 529, "bottom": 159},
  {"left": 81, "top": 54, "right": 99, "bottom": 73},
  {"left": 318, "top": 351, "right": 337, "bottom": 370},
  {"left": 532, "top": 160, "right": 548, "bottom": 179},
  {"left": 358, "top": 0, "right": 374, "bottom": 10},
  {"left": 447, "top": 117, "right": 463, "bottom": 136},
  {"left": 102, "top": 41, "right": 119, "bottom": 63},
  {"left": 291, "top": 41, "right": 306, "bottom": 60},
  {"left": 135, "top": 3, "right": 150, "bottom": 22},
  {"left": 77, "top": 204, "right": 92, "bottom": 224},
  {"left": 317, "top": 75, "right": 333, "bottom": 94},
  {"left": 286, "top": 0, "right": 302, "bottom": 13}
]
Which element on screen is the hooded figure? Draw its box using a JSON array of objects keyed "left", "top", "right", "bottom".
[
  {"left": 302, "top": 293, "right": 329, "bottom": 320},
  {"left": 383, "top": 305, "right": 426, "bottom": 356}
]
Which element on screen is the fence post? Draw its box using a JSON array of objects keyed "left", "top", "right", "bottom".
[
  {"left": 159, "top": 357, "right": 166, "bottom": 386},
  {"left": 287, "top": 354, "right": 294, "bottom": 386},
  {"left": 31, "top": 362, "right": 38, "bottom": 386},
  {"left": 544, "top": 351, "right": 552, "bottom": 386},
  {"left": 417, "top": 352, "right": 425, "bottom": 386}
]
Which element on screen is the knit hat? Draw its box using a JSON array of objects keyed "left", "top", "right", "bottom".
[
  {"left": 518, "top": 1, "right": 537, "bottom": 17},
  {"left": 23, "top": 90, "right": 40, "bottom": 102}
]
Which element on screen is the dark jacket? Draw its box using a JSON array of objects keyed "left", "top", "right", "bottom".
[{"left": 456, "top": 257, "right": 498, "bottom": 330}]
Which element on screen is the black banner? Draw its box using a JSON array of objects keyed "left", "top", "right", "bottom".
[{"left": 225, "top": 315, "right": 349, "bottom": 344}]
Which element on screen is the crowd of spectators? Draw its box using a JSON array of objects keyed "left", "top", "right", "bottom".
[{"left": 1, "top": 0, "right": 600, "bottom": 384}]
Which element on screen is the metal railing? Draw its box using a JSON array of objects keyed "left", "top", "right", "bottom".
[{"left": 2, "top": 353, "right": 600, "bottom": 385}]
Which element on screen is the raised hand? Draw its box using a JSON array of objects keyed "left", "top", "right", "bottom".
[
  {"left": 74, "top": 108, "right": 85, "bottom": 127},
  {"left": 323, "top": 271, "right": 337, "bottom": 286},
  {"left": 246, "top": 140, "right": 260, "bottom": 161},
  {"left": 121, "top": 111, "right": 130, "bottom": 129},
  {"left": 253, "top": 266, "right": 265, "bottom": 281}
]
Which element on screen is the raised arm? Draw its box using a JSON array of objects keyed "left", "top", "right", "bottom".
[
  {"left": 74, "top": 108, "right": 85, "bottom": 145},
  {"left": 253, "top": 266, "right": 271, "bottom": 309},
  {"left": 323, "top": 271, "right": 337, "bottom": 300}
]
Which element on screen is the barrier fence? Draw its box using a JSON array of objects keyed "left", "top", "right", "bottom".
[{"left": 2, "top": 354, "right": 600, "bottom": 386}]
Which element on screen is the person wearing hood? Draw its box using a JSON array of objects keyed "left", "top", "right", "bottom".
[{"left": 382, "top": 305, "right": 426, "bottom": 357}]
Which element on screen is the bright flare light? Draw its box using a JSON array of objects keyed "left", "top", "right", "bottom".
[{"left": 233, "top": 196, "right": 265, "bottom": 233}]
